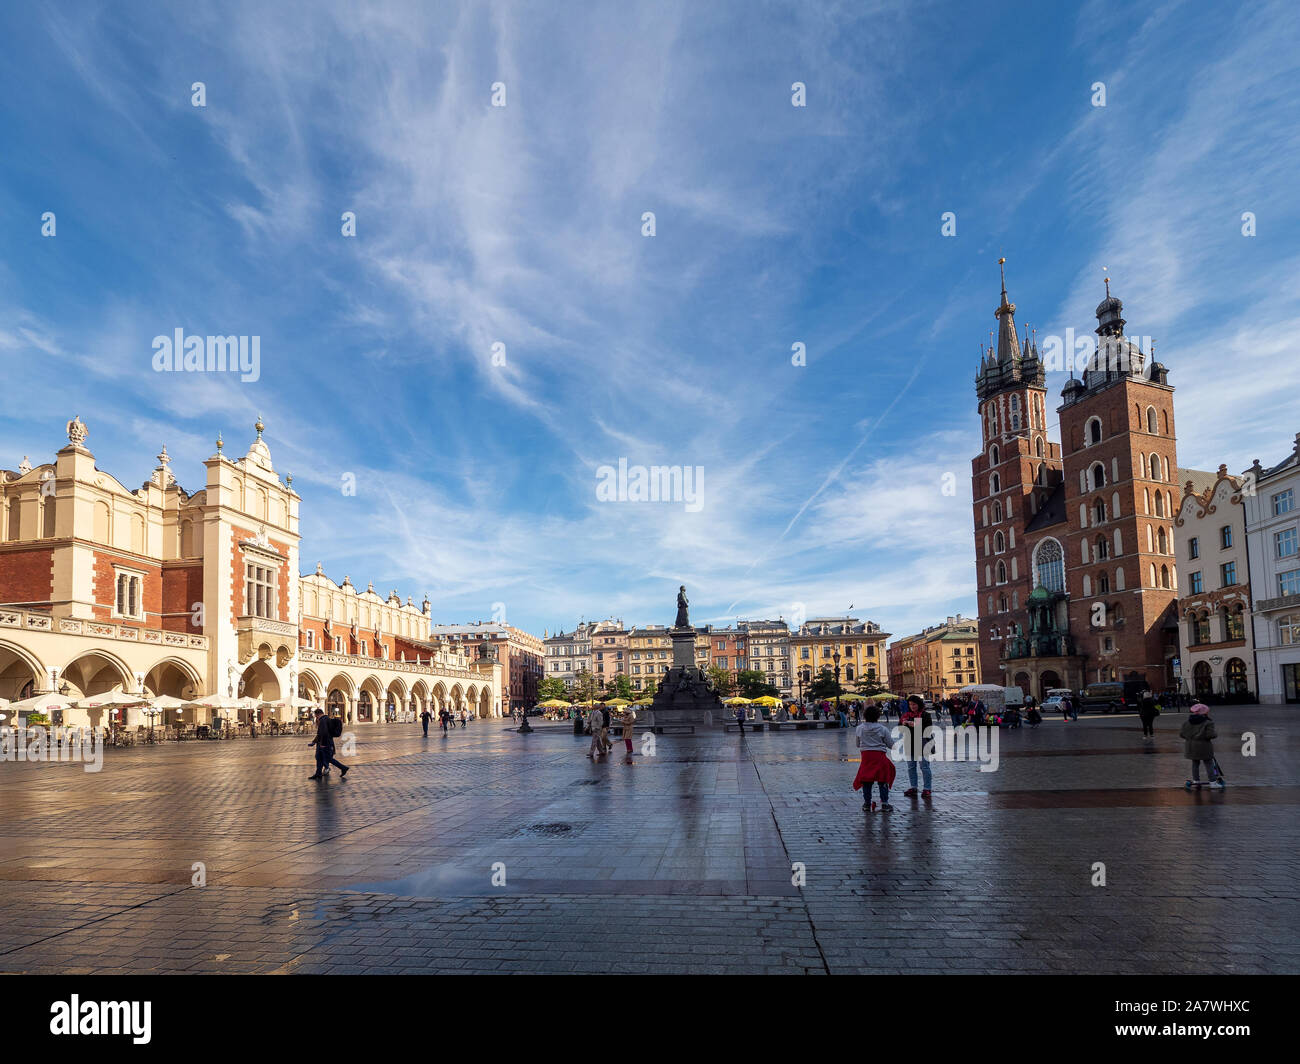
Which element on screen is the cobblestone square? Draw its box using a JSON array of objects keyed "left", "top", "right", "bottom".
[{"left": 1, "top": 708, "right": 1296, "bottom": 974}]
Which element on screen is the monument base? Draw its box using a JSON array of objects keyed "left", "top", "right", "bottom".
[{"left": 645, "top": 626, "right": 724, "bottom": 731}]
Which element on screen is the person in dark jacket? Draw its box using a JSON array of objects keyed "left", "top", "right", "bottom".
[
  {"left": 899, "top": 694, "right": 934, "bottom": 798},
  {"left": 308, "top": 709, "right": 349, "bottom": 780},
  {"left": 420, "top": 708, "right": 432, "bottom": 736},
  {"left": 1137, "top": 689, "right": 1159, "bottom": 739},
  {"left": 1179, "top": 703, "right": 1222, "bottom": 787}
]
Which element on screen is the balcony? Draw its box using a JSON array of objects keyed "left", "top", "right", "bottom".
[
  {"left": 1256, "top": 592, "right": 1300, "bottom": 613},
  {"left": 237, "top": 614, "right": 297, "bottom": 666}
]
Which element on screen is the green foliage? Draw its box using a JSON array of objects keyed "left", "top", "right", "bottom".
[
  {"left": 537, "top": 676, "right": 568, "bottom": 702},
  {"left": 707, "top": 665, "right": 734, "bottom": 696},
  {"left": 737, "top": 669, "right": 778, "bottom": 699},
  {"left": 573, "top": 668, "right": 597, "bottom": 702},
  {"left": 608, "top": 674, "right": 635, "bottom": 700},
  {"left": 807, "top": 666, "right": 844, "bottom": 702}
]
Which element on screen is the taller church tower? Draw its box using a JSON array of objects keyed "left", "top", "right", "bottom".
[{"left": 971, "top": 260, "right": 1065, "bottom": 683}]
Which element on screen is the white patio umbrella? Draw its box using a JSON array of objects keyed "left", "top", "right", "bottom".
[
  {"left": 73, "top": 690, "right": 148, "bottom": 708},
  {"left": 8, "top": 692, "right": 78, "bottom": 715}
]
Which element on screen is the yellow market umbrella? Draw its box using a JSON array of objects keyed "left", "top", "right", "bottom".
[
  {"left": 751, "top": 695, "right": 783, "bottom": 707},
  {"left": 723, "top": 696, "right": 752, "bottom": 705},
  {"left": 631, "top": 697, "right": 654, "bottom": 706},
  {"left": 535, "top": 699, "right": 572, "bottom": 708},
  {"left": 604, "top": 698, "right": 630, "bottom": 706},
  {"left": 868, "top": 692, "right": 901, "bottom": 701}
]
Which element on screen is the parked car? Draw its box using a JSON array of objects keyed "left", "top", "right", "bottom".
[
  {"left": 1078, "top": 682, "right": 1127, "bottom": 714},
  {"left": 1041, "top": 696, "right": 1065, "bottom": 717}
]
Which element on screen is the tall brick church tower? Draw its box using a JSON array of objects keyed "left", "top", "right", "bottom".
[{"left": 972, "top": 265, "right": 1180, "bottom": 699}]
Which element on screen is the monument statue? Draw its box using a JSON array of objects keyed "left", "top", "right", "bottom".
[
  {"left": 647, "top": 582, "right": 722, "bottom": 731},
  {"left": 675, "top": 585, "right": 690, "bottom": 628}
]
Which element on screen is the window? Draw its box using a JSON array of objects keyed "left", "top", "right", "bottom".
[
  {"left": 1220, "top": 525, "right": 1233, "bottom": 549},
  {"left": 1225, "top": 607, "right": 1245, "bottom": 641},
  {"left": 334, "top": 636, "right": 344, "bottom": 653},
  {"left": 1274, "top": 489, "right": 1295, "bottom": 516},
  {"left": 1280, "top": 569, "right": 1300, "bottom": 597},
  {"left": 114, "top": 570, "right": 143, "bottom": 619},
  {"left": 1190, "top": 613, "right": 1210, "bottom": 646},
  {"left": 359, "top": 640, "right": 367, "bottom": 656},
  {"left": 1188, "top": 536, "right": 1199, "bottom": 559},
  {"left": 1277, "top": 527, "right": 1298, "bottom": 559},
  {"left": 1098, "top": 574, "right": 1110, "bottom": 594},
  {"left": 1087, "top": 417, "right": 1102, "bottom": 445},
  {"left": 245, "top": 562, "right": 277, "bottom": 619},
  {"left": 1146, "top": 406, "right": 1157, "bottom": 433},
  {"left": 305, "top": 630, "right": 315, "bottom": 649},
  {"left": 1280, "top": 614, "right": 1300, "bottom": 645},
  {"left": 1221, "top": 561, "right": 1237, "bottom": 587},
  {"left": 1032, "top": 538, "right": 1065, "bottom": 593},
  {"left": 1189, "top": 571, "right": 1203, "bottom": 593}
]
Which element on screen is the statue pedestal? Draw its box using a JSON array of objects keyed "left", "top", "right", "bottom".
[{"left": 647, "top": 626, "right": 723, "bottom": 731}]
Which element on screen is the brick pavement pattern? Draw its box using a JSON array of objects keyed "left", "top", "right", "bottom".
[{"left": 1, "top": 708, "right": 1297, "bottom": 973}]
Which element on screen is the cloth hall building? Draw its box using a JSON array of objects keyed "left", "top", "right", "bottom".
[
  {"left": 972, "top": 264, "right": 1181, "bottom": 700},
  {"left": 0, "top": 418, "right": 501, "bottom": 728}
]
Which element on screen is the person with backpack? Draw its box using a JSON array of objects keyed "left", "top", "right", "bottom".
[
  {"left": 308, "top": 709, "right": 348, "bottom": 780},
  {"left": 1180, "top": 703, "right": 1224, "bottom": 788}
]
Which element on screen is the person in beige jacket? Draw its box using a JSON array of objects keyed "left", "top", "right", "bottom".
[
  {"left": 617, "top": 707, "right": 637, "bottom": 760},
  {"left": 586, "top": 707, "right": 606, "bottom": 758}
]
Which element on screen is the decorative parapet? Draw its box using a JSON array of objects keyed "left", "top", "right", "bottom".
[
  {"left": 0, "top": 607, "right": 208, "bottom": 650},
  {"left": 298, "top": 648, "right": 480, "bottom": 681}
]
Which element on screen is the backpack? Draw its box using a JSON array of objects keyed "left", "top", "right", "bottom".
[{"left": 328, "top": 716, "right": 343, "bottom": 738}]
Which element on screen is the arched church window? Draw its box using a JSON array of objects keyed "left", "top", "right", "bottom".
[{"left": 1033, "top": 538, "right": 1065, "bottom": 594}]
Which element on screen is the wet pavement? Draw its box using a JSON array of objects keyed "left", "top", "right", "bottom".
[{"left": 1, "top": 708, "right": 1297, "bottom": 974}]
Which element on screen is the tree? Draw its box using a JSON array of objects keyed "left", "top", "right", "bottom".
[
  {"left": 707, "top": 664, "right": 735, "bottom": 696},
  {"left": 807, "top": 666, "right": 844, "bottom": 702},
  {"left": 573, "top": 668, "right": 597, "bottom": 703},
  {"left": 609, "top": 674, "right": 635, "bottom": 700},
  {"left": 737, "top": 669, "right": 778, "bottom": 699},
  {"left": 538, "top": 676, "right": 567, "bottom": 702},
  {"left": 851, "top": 672, "right": 886, "bottom": 699}
]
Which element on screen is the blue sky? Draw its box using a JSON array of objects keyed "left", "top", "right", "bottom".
[{"left": 2, "top": 0, "right": 1298, "bottom": 640}]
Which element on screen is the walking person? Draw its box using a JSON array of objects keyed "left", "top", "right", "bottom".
[
  {"left": 617, "top": 705, "right": 637, "bottom": 762},
  {"left": 1180, "top": 703, "right": 1225, "bottom": 788},
  {"left": 459, "top": 708, "right": 467, "bottom": 728},
  {"left": 1138, "top": 689, "right": 1159, "bottom": 739},
  {"left": 735, "top": 704, "right": 746, "bottom": 734},
  {"left": 585, "top": 706, "right": 605, "bottom": 759},
  {"left": 899, "top": 694, "right": 934, "bottom": 799},
  {"left": 420, "top": 707, "right": 432, "bottom": 736},
  {"left": 308, "top": 709, "right": 348, "bottom": 780},
  {"left": 852, "top": 705, "right": 896, "bottom": 811},
  {"left": 599, "top": 703, "right": 612, "bottom": 754},
  {"left": 440, "top": 708, "right": 450, "bottom": 734}
]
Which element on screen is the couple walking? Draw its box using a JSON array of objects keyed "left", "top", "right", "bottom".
[
  {"left": 586, "top": 704, "right": 635, "bottom": 760},
  {"left": 308, "top": 708, "right": 349, "bottom": 780}
]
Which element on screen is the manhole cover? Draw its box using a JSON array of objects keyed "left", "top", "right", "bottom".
[{"left": 514, "top": 821, "right": 590, "bottom": 838}]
